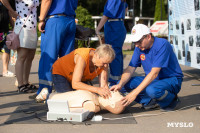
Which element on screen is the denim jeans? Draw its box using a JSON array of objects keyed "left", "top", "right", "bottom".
[{"left": 52, "top": 74, "right": 73, "bottom": 93}]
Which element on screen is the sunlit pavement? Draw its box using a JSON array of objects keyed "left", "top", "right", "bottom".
[{"left": 0, "top": 54, "right": 200, "bottom": 133}]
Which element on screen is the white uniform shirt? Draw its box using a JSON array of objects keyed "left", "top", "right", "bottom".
[{"left": 15, "top": 0, "right": 39, "bottom": 30}]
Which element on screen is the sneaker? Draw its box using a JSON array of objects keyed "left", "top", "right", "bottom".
[
  {"left": 160, "top": 96, "right": 181, "bottom": 112},
  {"left": 3, "top": 71, "right": 15, "bottom": 77},
  {"left": 35, "top": 88, "right": 49, "bottom": 103},
  {"left": 141, "top": 99, "right": 159, "bottom": 110}
]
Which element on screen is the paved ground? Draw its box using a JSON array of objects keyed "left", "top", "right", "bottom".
[{"left": 0, "top": 54, "right": 200, "bottom": 133}]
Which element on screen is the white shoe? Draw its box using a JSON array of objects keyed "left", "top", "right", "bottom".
[
  {"left": 35, "top": 88, "right": 49, "bottom": 103},
  {"left": 3, "top": 71, "right": 15, "bottom": 77}
]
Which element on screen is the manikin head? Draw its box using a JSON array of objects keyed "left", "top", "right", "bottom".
[{"left": 98, "top": 91, "right": 125, "bottom": 114}]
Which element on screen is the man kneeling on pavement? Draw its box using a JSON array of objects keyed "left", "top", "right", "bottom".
[{"left": 110, "top": 24, "right": 183, "bottom": 111}]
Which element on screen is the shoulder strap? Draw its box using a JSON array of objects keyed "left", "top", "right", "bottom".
[
  {"left": 15, "top": 4, "right": 34, "bottom": 34},
  {"left": 17, "top": 15, "right": 30, "bottom": 34}
]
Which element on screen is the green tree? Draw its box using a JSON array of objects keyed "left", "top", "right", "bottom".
[
  {"left": 141, "top": 0, "right": 156, "bottom": 17},
  {"left": 75, "top": 6, "right": 94, "bottom": 29},
  {"left": 77, "top": 0, "right": 159, "bottom": 20},
  {"left": 78, "top": 0, "right": 106, "bottom": 16},
  {"left": 154, "top": 0, "right": 167, "bottom": 22},
  {"left": 75, "top": 6, "right": 96, "bottom": 48}
]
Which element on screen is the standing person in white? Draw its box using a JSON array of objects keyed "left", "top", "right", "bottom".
[{"left": 1, "top": 0, "right": 39, "bottom": 93}]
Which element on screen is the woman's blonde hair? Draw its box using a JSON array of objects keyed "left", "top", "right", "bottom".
[{"left": 95, "top": 44, "right": 115, "bottom": 62}]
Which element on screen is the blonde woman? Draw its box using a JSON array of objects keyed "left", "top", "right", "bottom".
[{"left": 36, "top": 44, "right": 116, "bottom": 102}]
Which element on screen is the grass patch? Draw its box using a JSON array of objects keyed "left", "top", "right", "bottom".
[
  {"left": 123, "top": 50, "right": 134, "bottom": 55},
  {"left": 35, "top": 41, "right": 134, "bottom": 56},
  {"left": 35, "top": 49, "right": 134, "bottom": 55}
]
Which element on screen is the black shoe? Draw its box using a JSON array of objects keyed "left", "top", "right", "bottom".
[
  {"left": 18, "top": 85, "right": 34, "bottom": 93},
  {"left": 141, "top": 99, "right": 159, "bottom": 110},
  {"left": 29, "top": 93, "right": 37, "bottom": 99},
  {"left": 160, "top": 96, "right": 181, "bottom": 112},
  {"left": 196, "top": 106, "right": 200, "bottom": 110}
]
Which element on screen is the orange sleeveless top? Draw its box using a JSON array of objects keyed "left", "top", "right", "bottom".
[{"left": 52, "top": 48, "right": 103, "bottom": 82}]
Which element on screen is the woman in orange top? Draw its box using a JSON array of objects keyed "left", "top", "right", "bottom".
[{"left": 51, "top": 44, "right": 115, "bottom": 99}]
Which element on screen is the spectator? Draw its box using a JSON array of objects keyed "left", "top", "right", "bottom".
[
  {"left": 0, "top": 1, "right": 15, "bottom": 77},
  {"left": 2, "top": 0, "right": 39, "bottom": 93},
  {"left": 96, "top": 0, "right": 128, "bottom": 86},
  {"left": 36, "top": 0, "right": 78, "bottom": 98}
]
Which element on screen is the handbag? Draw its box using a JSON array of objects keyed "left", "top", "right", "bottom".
[
  {"left": 6, "top": 31, "right": 20, "bottom": 50},
  {"left": 6, "top": 14, "right": 30, "bottom": 50}
]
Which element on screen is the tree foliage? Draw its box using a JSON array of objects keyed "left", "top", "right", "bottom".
[
  {"left": 134, "top": 0, "right": 156, "bottom": 17},
  {"left": 78, "top": 0, "right": 157, "bottom": 17},
  {"left": 78, "top": 0, "right": 106, "bottom": 16},
  {"left": 75, "top": 6, "right": 95, "bottom": 48},
  {"left": 154, "top": 0, "right": 167, "bottom": 22},
  {"left": 75, "top": 6, "right": 94, "bottom": 29}
]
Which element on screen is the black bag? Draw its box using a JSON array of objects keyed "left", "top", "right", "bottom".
[
  {"left": 0, "top": 33, "right": 6, "bottom": 51},
  {"left": 75, "top": 25, "right": 95, "bottom": 40},
  {"left": 0, "top": 2, "right": 9, "bottom": 51},
  {"left": 0, "top": 2, "right": 9, "bottom": 33}
]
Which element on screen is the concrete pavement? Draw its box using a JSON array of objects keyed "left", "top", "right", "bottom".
[{"left": 0, "top": 54, "right": 200, "bottom": 133}]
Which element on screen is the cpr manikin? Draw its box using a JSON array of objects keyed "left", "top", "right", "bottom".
[{"left": 49, "top": 90, "right": 125, "bottom": 114}]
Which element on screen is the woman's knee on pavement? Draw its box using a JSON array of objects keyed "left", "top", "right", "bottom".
[
  {"left": 52, "top": 74, "right": 73, "bottom": 93},
  {"left": 54, "top": 84, "right": 73, "bottom": 93}
]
